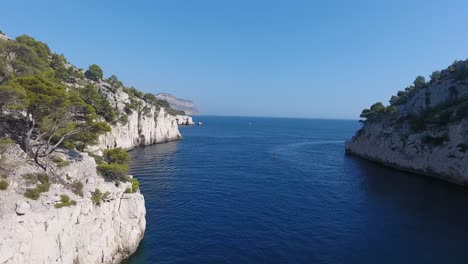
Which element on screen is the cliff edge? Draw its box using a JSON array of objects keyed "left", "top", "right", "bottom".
[
  {"left": 0, "top": 144, "right": 145, "bottom": 264},
  {"left": 346, "top": 59, "right": 468, "bottom": 185},
  {"left": 0, "top": 32, "right": 194, "bottom": 263}
]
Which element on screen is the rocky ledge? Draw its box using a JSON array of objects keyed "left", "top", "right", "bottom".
[
  {"left": 0, "top": 31, "right": 195, "bottom": 263},
  {"left": 0, "top": 144, "right": 146, "bottom": 264},
  {"left": 346, "top": 59, "right": 468, "bottom": 185}
]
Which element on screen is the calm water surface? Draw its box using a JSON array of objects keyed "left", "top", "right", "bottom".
[{"left": 126, "top": 116, "right": 468, "bottom": 264}]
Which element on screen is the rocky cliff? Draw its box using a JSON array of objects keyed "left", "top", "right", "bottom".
[
  {"left": 0, "top": 144, "right": 146, "bottom": 264},
  {"left": 93, "top": 83, "right": 183, "bottom": 151},
  {"left": 175, "top": 115, "right": 195, "bottom": 126},
  {"left": 346, "top": 59, "right": 468, "bottom": 185},
  {"left": 0, "top": 32, "right": 195, "bottom": 264}
]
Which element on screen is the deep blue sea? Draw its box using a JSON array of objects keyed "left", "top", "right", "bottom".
[{"left": 126, "top": 116, "right": 468, "bottom": 264}]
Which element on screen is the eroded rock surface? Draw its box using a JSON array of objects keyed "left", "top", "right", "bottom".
[
  {"left": 0, "top": 144, "right": 146, "bottom": 264},
  {"left": 346, "top": 60, "right": 468, "bottom": 185}
]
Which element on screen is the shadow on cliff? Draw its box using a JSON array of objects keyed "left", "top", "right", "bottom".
[{"left": 344, "top": 155, "right": 468, "bottom": 234}]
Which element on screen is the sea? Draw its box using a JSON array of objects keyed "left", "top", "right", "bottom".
[{"left": 125, "top": 116, "right": 468, "bottom": 264}]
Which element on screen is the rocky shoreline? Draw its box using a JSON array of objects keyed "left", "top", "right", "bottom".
[
  {"left": 0, "top": 145, "right": 146, "bottom": 264},
  {"left": 0, "top": 32, "right": 195, "bottom": 263},
  {"left": 346, "top": 59, "right": 468, "bottom": 186}
]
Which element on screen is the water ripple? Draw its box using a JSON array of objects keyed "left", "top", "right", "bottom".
[{"left": 125, "top": 117, "right": 468, "bottom": 264}]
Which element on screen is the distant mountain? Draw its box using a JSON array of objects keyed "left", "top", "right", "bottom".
[{"left": 156, "top": 93, "right": 200, "bottom": 115}]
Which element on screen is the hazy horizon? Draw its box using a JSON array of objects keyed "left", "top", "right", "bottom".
[{"left": 3, "top": 0, "right": 468, "bottom": 119}]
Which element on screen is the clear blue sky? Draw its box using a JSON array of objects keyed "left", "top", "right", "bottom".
[{"left": 2, "top": 0, "right": 468, "bottom": 119}]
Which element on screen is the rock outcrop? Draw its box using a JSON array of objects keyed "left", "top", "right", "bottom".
[
  {"left": 0, "top": 31, "right": 195, "bottom": 264},
  {"left": 95, "top": 85, "right": 181, "bottom": 150},
  {"left": 0, "top": 144, "right": 146, "bottom": 264},
  {"left": 346, "top": 59, "right": 468, "bottom": 185},
  {"left": 175, "top": 115, "right": 195, "bottom": 126},
  {"left": 84, "top": 82, "right": 194, "bottom": 151}
]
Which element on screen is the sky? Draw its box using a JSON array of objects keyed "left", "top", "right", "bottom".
[{"left": 2, "top": 0, "right": 468, "bottom": 119}]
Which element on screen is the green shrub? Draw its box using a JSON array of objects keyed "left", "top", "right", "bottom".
[
  {"left": 37, "top": 173, "right": 49, "bottom": 184},
  {"left": 108, "top": 75, "right": 123, "bottom": 87},
  {"left": 84, "top": 64, "right": 103, "bottom": 81},
  {"left": 102, "top": 191, "right": 110, "bottom": 201},
  {"left": 132, "top": 178, "right": 140, "bottom": 193},
  {"left": 0, "top": 138, "right": 15, "bottom": 144},
  {"left": 36, "top": 182, "right": 50, "bottom": 192},
  {"left": 97, "top": 163, "right": 129, "bottom": 181},
  {"left": 60, "top": 194, "right": 70, "bottom": 203},
  {"left": 122, "top": 175, "right": 133, "bottom": 182},
  {"left": 79, "top": 84, "right": 116, "bottom": 122},
  {"left": 125, "top": 187, "right": 132, "bottom": 193},
  {"left": 63, "top": 141, "right": 76, "bottom": 150},
  {"left": 360, "top": 102, "right": 395, "bottom": 121},
  {"left": 22, "top": 173, "right": 39, "bottom": 184},
  {"left": 71, "top": 181, "right": 84, "bottom": 197},
  {"left": 413, "top": 75, "right": 427, "bottom": 89},
  {"left": 123, "top": 87, "right": 144, "bottom": 99},
  {"left": 24, "top": 188, "right": 40, "bottom": 200},
  {"left": 54, "top": 194, "right": 77, "bottom": 208},
  {"left": 103, "top": 148, "right": 130, "bottom": 165},
  {"left": 97, "top": 148, "right": 131, "bottom": 182},
  {"left": 119, "top": 114, "right": 129, "bottom": 124},
  {"left": 91, "top": 189, "right": 103, "bottom": 206},
  {"left": 0, "top": 180, "right": 8, "bottom": 190},
  {"left": 430, "top": 71, "right": 441, "bottom": 83},
  {"left": 167, "top": 108, "right": 186, "bottom": 116},
  {"left": 88, "top": 152, "right": 104, "bottom": 165},
  {"left": 53, "top": 157, "right": 70, "bottom": 167},
  {"left": 23, "top": 173, "right": 50, "bottom": 199}
]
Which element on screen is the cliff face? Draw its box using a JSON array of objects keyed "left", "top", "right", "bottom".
[
  {"left": 0, "top": 32, "right": 195, "bottom": 264},
  {"left": 85, "top": 82, "right": 194, "bottom": 151},
  {"left": 0, "top": 81, "right": 191, "bottom": 264},
  {"left": 175, "top": 115, "right": 195, "bottom": 126},
  {"left": 346, "top": 59, "right": 468, "bottom": 185},
  {"left": 95, "top": 85, "right": 181, "bottom": 150},
  {"left": 0, "top": 144, "right": 146, "bottom": 264}
]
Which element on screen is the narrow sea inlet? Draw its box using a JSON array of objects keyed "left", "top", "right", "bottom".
[{"left": 126, "top": 116, "right": 468, "bottom": 264}]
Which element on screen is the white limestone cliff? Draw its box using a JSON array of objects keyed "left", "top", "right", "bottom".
[
  {"left": 345, "top": 118, "right": 468, "bottom": 184},
  {"left": 175, "top": 115, "right": 195, "bottom": 126},
  {"left": 346, "top": 60, "right": 468, "bottom": 185},
  {"left": 91, "top": 82, "right": 194, "bottom": 151},
  {"left": 0, "top": 144, "right": 146, "bottom": 264},
  {"left": 0, "top": 33, "right": 196, "bottom": 264}
]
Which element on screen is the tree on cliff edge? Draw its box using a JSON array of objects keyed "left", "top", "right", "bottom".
[
  {"left": 0, "top": 72, "right": 110, "bottom": 169},
  {"left": 85, "top": 64, "right": 103, "bottom": 81}
]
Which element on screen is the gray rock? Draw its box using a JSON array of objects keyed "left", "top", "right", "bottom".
[
  {"left": 176, "top": 115, "right": 195, "bottom": 126},
  {"left": 346, "top": 61, "right": 468, "bottom": 185},
  {"left": 91, "top": 87, "right": 184, "bottom": 151},
  {"left": 0, "top": 145, "right": 146, "bottom": 264},
  {"left": 15, "top": 201, "right": 30, "bottom": 215}
]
